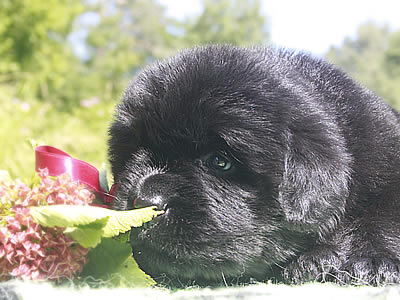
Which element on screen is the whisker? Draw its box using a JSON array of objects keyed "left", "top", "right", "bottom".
[{"left": 102, "top": 192, "right": 117, "bottom": 198}]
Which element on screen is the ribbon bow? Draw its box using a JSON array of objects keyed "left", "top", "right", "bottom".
[{"left": 35, "top": 145, "right": 116, "bottom": 208}]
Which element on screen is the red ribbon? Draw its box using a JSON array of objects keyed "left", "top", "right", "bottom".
[{"left": 35, "top": 145, "right": 115, "bottom": 207}]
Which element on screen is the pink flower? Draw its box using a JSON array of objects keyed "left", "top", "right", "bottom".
[{"left": 0, "top": 169, "right": 94, "bottom": 281}]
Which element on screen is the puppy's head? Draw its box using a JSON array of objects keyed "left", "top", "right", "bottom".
[{"left": 108, "top": 45, "right": 352, "bottom": 284}]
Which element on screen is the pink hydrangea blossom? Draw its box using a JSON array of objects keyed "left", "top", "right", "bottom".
[{"left": 0, "top": 169, "right": 95, "bottom": 281}]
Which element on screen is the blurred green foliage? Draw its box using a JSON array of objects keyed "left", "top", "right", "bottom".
[
  {"left": 326, "top": 22, "right": 400, "bottom": 109},
  {"left": 0, "top": 0, "right": 84, "bottom": 108},
  {"left": 0, "top": 0, "right": 269, "bottom": 178},
  {"left": 0, "top": 94, "right": 114, "bottom": 179},
  {"left": 183, "top": 0, "right": 269, "bottom": 46}
]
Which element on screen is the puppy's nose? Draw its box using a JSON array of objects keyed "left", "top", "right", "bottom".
[
  {"left": 133, "top": 195, "right": 166, "bottom": 210},
  {"left": 133, "top": 173, "right": 179, "bottom": 210}
]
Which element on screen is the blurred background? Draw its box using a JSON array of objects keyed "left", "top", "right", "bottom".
[{"left": 1, "top": 0, "right": 400, "bottom": 179}]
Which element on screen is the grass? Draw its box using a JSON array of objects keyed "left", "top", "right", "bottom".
[
  {"left": 0, "top": 94, "right": 116, "bottom": 180},
  {"left": 1, "top": 280, "right": 399, "bottom": 300}
]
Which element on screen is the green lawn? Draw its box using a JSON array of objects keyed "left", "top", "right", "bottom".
[{"left": 0, "top": 96, "right": 115, "bottom": 180}]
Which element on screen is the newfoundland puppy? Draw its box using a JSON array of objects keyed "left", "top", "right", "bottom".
[{"left": 108, "top": 45, "right": 400, "bottom": 285}]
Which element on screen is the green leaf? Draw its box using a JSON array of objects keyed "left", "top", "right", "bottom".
[
  {"left": 30, "top": 205, "right": 164, "bottom": 247},
  {"left": 30, "top": 205, "right": 111, "bottom": 228},
  {"left": 80, "top": 238, "right": 156, "bottom": 287},
  {"left": 102, "top": 207, "right": 164, "bottom": 237},
  {"left": 113, "top": 231, "right": 130, "bottom": 243},
  {"left": 26, "top": 139, "right": 45, "bottom": 151},
  {"left": 30, "top": 205, "right": 162, "bottom": 286},
  {"left": 99, "top": 163, "right": 110, "bottom": 193},
  {"left": 64, "top": 226, "right": 104, "bottom": 248}
]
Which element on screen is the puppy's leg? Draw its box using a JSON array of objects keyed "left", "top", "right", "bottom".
[
  {"left": 282, "top": 230, "right": 349, "bottom": 284},
  {"left": 283, "top": 228, "right": 400, "bottom": 285}
]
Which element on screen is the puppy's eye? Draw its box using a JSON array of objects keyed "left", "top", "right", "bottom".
[{"left": 206, "top": 153, "right": 232, "bottom": 171}]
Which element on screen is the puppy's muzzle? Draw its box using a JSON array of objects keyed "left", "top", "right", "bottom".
[
  {"left": 133, "top": 195, "right": 167, "bottom": 210},
  {"left": 133, "top": 173, "right": 172, "bottom": 211}
]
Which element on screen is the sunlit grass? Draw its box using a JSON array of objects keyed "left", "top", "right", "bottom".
[{"left": 0, "top": 93, "right": 116, "bottom": 179}]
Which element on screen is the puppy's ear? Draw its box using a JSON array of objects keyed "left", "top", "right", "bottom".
[{"left": 278, "top": 119, "right": 352, "bottom": 233}]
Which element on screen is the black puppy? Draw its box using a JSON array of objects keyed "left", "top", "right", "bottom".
[{"left": 108, "top": 45, "right": 400, "bottom": 285}]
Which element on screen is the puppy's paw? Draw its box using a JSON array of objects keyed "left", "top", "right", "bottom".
[
  {"left": 284, "top": 255, "right": 400, "bottom": 285},
  {"left": 346, "top": 258, "right": 400, "bottom": 285},
  {"left": 282, "top": 253, "right": 344, "bottom": 284}
]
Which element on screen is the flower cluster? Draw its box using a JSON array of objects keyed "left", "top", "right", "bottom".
[{"left": 0, "top": 169, "right": 95, "bottom": 281}]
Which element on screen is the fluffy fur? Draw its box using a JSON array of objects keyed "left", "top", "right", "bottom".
[{"left": 108, "top": 45, "right": 400, "bottom": 286}]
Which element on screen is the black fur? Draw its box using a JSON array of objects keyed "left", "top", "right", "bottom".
[{"left": 108, "top": 45, "right": 400, "bottom": 286}]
